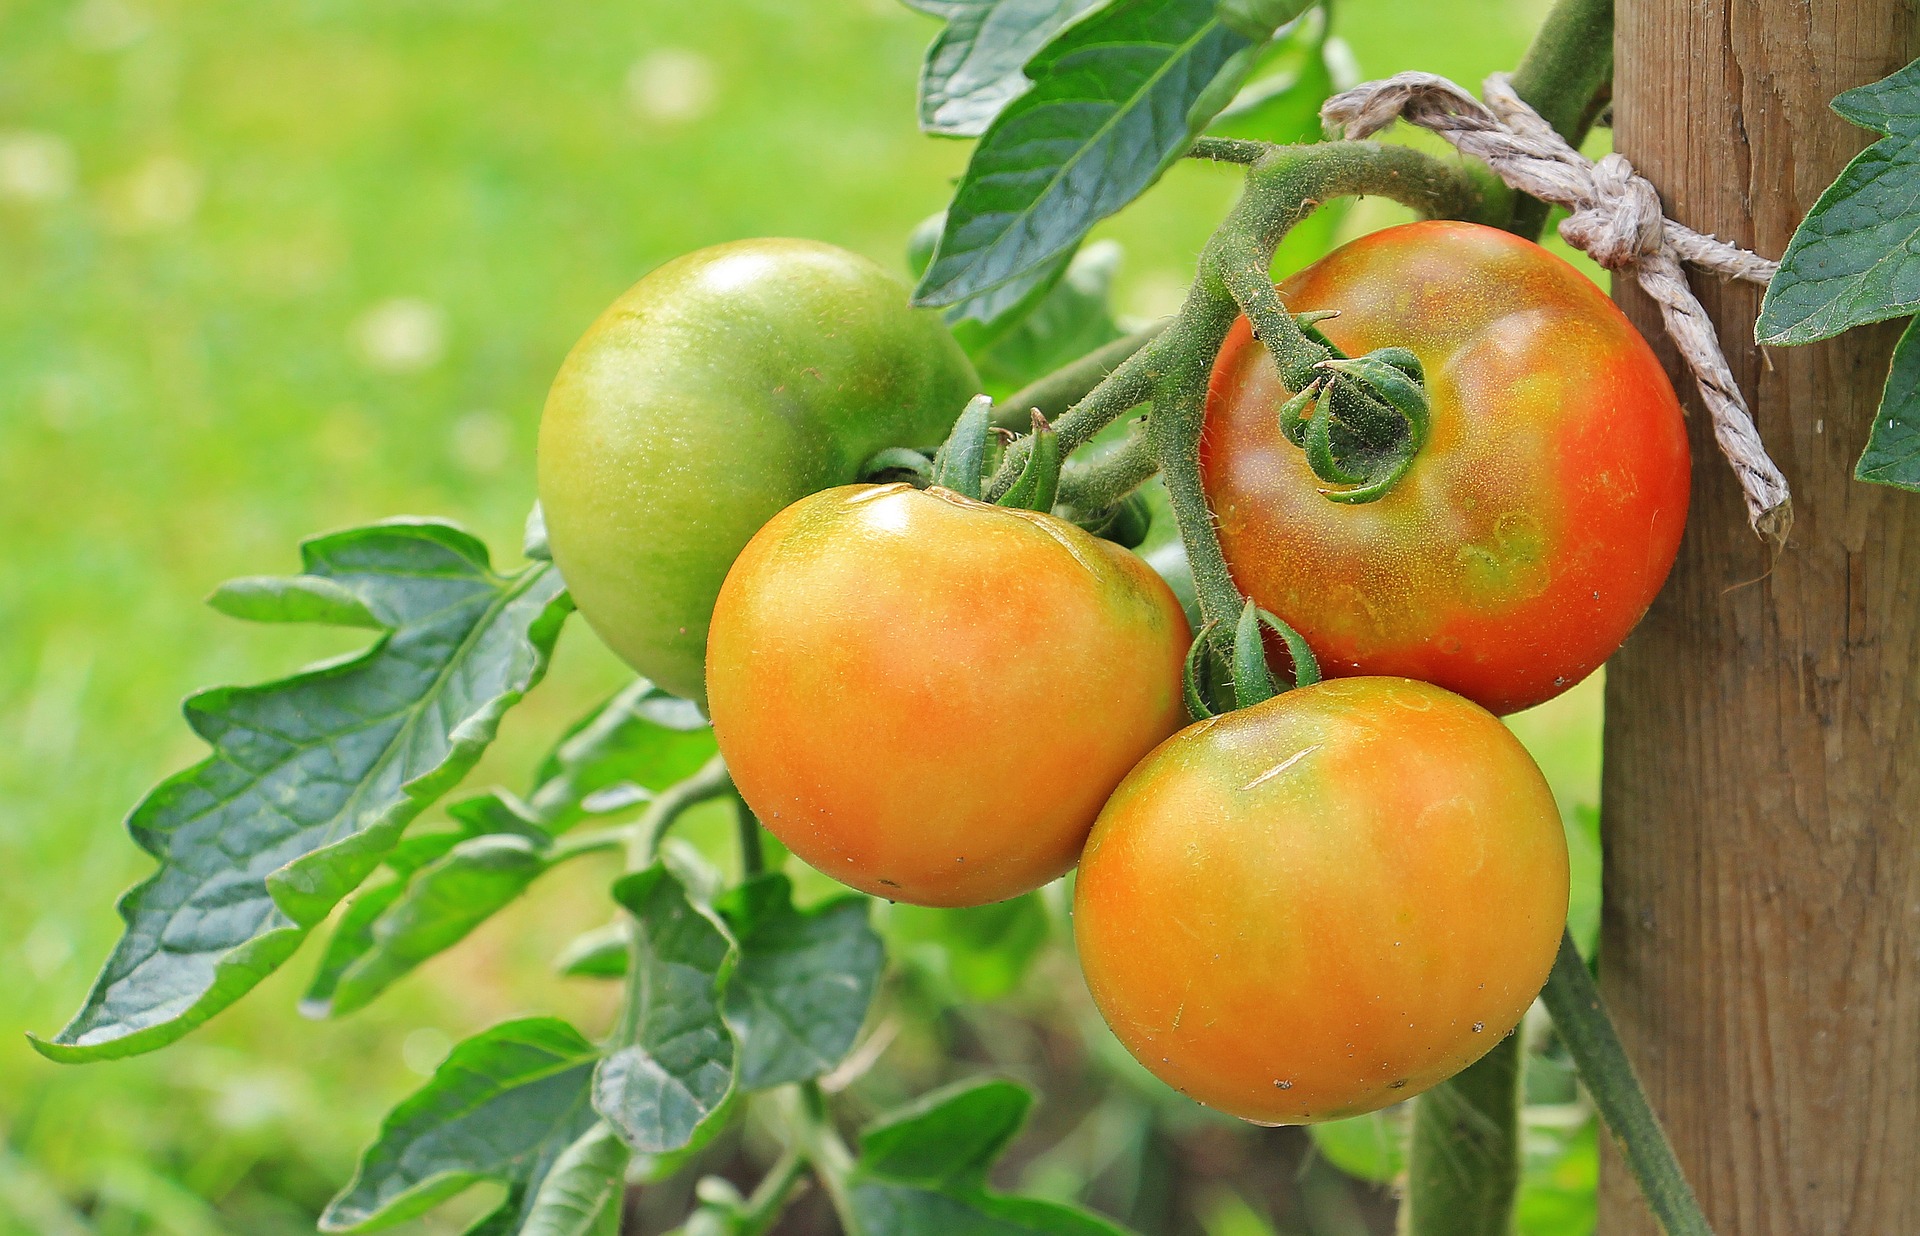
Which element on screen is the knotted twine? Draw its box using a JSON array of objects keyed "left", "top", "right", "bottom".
[{"left": 1321, "top": 71, "right": 1792, "bottom": 546}]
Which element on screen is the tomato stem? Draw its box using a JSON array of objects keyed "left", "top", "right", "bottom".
[
  {"left": 1506, "top": 0, "right": 1616, "bottom": 238},
  {"left": 1001, "top": 322, "right": 1164, "bottom": 428},
  {"left": 1403, "top": 1026, "right": 1526, "bottom": 1236}
]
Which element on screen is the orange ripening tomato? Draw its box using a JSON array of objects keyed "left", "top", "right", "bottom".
[
  {"left": 1202, "top": 220, "right": 1690, "bottom": 715},
  {"left": 707, "top": 483, "right": 1191, "bottom": 907},
  {"left": 1074, "top": 677, "right": 1568, "bottom": 1124}
]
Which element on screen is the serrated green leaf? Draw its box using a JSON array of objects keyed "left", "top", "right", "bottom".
[
  {"left": 516, "top": 1122, "right": 629, "bottom": 1236},
  {"left": 717, "top": 874, "right": 884, "bottom": 1090},
  {"left": 919, "top": 0, "right": 1101, "bottom": 137},
  {"left": 1757, "top": 57, "right": 1920, "bottom": 345},
  {"left": 527, "top": 679, "right": 714, "bottom": 829},
  {"left": 853, "top": 1078, "right": 1133, "bottom": 1234},
  {"left": 318, "top": 834, "right": 549, "bottom": 1017},
  {"left": 555, "top": 922, "right": 630, "bottom": 979},
  {"left": 860, "top": 1079, "right": 1032, "bottom": 1190},
  {"left": 1855, "top": 315, "right": 1920, "bottom": 489},
  {"left": 914, "top": 0, "right": 1261, "bottom": 307},
  {"left": 593, "top": 865, "right": 736, "bottom": 1154},
  {"left": 35, "top": 520, "right": 570, "bottom": 1063},
  {"left": 301, "top": 876, "right": 411, "bottom": 1019},
  {"left": 207, "top": 574, "right": 382, "bottom": 628},
  {"left": 319, "top": 1018, "right": 602, "bottom": 1233},
  {"left": 1212, "top": 0, "right": 1312, "bottom": 42},
  {"left": 1206, "top": 6, "right": 1334, "bottom": 144}
]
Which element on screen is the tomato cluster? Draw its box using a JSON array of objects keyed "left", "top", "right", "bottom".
[{"left": 538, "top": 223, "right": 1684, "bottom": 1125}]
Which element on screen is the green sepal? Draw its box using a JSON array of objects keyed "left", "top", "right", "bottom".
[
  {"left": 1257, "top": 606, "right": 1320, "bottom": 688},
  {"left": 1231, "top": 599, "right": 1277, "bottom": 709},
  {"left": 1302, "top": 386, "right": 1369, "bottom": 485},
  {"left": 1293, "top": 309, "right": 1346, "bottom": 358},
  {"left": 1277, "top": 378, "right": 1323, "bottom": 447},
  {"left": 860, "top": 446, "right": 936, "bottom": 487},
  {"left": 996, "top": 411, "right": 1062, "bottom": 512},
  {"left": 1320, "top": 349, "right": 1430, "bottom": 451},
  {"left": 1182, "top": 620, "right": 1222, "bottom": 721},
  {"left": 1091, "top": 491, "right": 1154, "bottom": 548},
  {"left": 934, "top": 393, "right": 995, "bottom": 499}
]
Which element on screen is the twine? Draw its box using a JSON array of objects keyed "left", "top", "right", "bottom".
[{"left": 1322, "top": 71, "right": 1791, "bottom": 546}]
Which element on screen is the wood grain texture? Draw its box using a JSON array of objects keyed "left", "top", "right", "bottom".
[{"left": 1603, "top": 2, "right": 1920, "bottom": 1232}]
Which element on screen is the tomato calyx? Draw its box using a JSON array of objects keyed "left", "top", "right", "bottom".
[
  {"left": 1183, "top": 599, "right": 1322, "bottom": 720},
  {"left": 996, "top": 409, "right": 1062, "bottom": 513},
  {"left": 1286, "top": 345, "right": 1433, "bottom": 505}
]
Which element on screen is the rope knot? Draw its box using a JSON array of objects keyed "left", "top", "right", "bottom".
[{"left": 1560, "top": 153, "right": 1665, "bottom": 270}]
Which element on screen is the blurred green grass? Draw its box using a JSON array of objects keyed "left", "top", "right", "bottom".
[{"left": 1, "top": 0, "right": 1575, "bottom": 1230}]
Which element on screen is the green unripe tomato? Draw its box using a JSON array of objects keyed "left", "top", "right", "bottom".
[{"left": 537, "top": 238, "right": 981, "bottom": 702}]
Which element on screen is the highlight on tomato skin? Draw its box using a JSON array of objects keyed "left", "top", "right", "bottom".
[
  {"left": 1201, "top": 219, "right": 1692, "bottom": 715},
  {"left": 1073, "top": 676, "right": 1569, "bottom": 1126},
  {"left": 706, "top": 482, "right": 1193, "bottom": 909}
]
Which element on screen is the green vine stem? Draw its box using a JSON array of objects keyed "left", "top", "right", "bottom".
[
  {"left": 730, "top": 786, "right": 765, "bottom": 878},
  {"left": 1540, "top": 931, "right": 1714, "bottom": 1235},
  {"left": 733, "top": 1147, "right": 809, "bottom": 1236},
  {"left": 1399, "top": 1029, "right": 1525, "bottom": 1236},
  {"left": 780, "top": 1081, "right": 863, "bottom": 1233},
  {"left": 1505, "top": 0, "right": 1616, "bottom": 238},
  {"left": 1056, "top": 422, "right": 1157, "bottom": 514},
  {"left": 1000, "top": 323, "right": 1165, "bottom": 427},
  {"left": 623, "top": 752, "right": 734, "bottom": 872}
]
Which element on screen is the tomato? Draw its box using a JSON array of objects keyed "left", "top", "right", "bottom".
[
  {"left": 538, "top": 239, "right": 980, "bottom": 703},
  {"left": 1073, "top": 677, "right": 1567, "bottom": 1124},
  {"left": 707, "top": 483, "right": 1191, "bottom": 907},
  {"left": 1202, "top": 220, "right": 1689, "bottom": 715}
]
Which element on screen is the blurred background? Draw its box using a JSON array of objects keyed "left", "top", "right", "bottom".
[{"left": 0, "top": 0, "right": 1605, "bottom": 1231}]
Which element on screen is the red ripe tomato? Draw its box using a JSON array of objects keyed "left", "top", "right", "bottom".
[
  {"left": 1202, "top": 220, "right": 1689, "bottom": 715},
  {"left": 707, "top": 483, "right": 1191, "bottom": 907},
  {"left": 1073, "top": 677, "right": 1568, "bottom": 1124}
]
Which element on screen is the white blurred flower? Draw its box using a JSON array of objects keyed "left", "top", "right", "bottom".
[
  {"left": 0, "top": 131, "right": 77, "bottom": 204},
  {"left": 351, "top": 297, "right": 447, "bottom": 373},
  {"left": 626, "top": 48, "right": 718, "bottom": 126},
  {"left": 104, "top": 153, "right": 202, "bottom": 232},
  {"left": 451, "top": 409, "right": 513, "bottom": 475}
]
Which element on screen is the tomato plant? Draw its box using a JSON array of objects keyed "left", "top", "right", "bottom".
[
  {"left": 1076, "top": 676, "right": 1567, "bottom": 1124},
  {"left": 40, "top": 0, "right": 1892, "bottom": 1230},
  {"left": 708, "top": 482, "right": 1190, "bottom": 907},
  {"left": 1201, "top": 221, "right": 1690, "bottom": 715},
  {"left": 538, "top": 237, "right": 979, "bottom": 703}
]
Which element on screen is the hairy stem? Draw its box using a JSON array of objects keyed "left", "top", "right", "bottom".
[
  {"left": 782, "top": 1082, "right": 862, "bottom": 1234},
  {"left": 1401, "top": 1029, "right": 1525, "bottom": 1236},
  {"left": 730, "top": 787, "right": 765, "bottom": 878},
  {"left": 1540, "top": 931, "right": 1713, "bottom": 1236},
  {"left": 982, "top": 344, "right": 1159, "bottom": 502},
  {"left": 1506, "top": 0, "right": 1615, "bottom": 237},
  {"left": 1001, "top": 323, "right": 1165, "bottom": 426},
  {"left": 737, "top": 1148, "right": 809, "bottom": 1236},
  {"left": 625, "top": 753, "right": 734, "bottom": 871},
  {"left": 1057, "top": 423, "right": 1158, "bottom": 513}
]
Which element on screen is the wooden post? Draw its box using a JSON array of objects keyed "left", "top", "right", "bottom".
[{"left": 1603, "top": 2, "right": 1919, "bottom": 1232}]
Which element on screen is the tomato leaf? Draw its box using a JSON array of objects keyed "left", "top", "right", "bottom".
[
  {"left": 851, "top": 1079, "right": 1134, "bottom": 1235},
  {"left": 916, "top": 0, "right": 1102, "bottom": 137},
  {"left": 319, "top": 1018, "right": 603, "bottom": 1233},
  {"left": 1756, "top": 57, "right": 1920, "bottom": 345},
  {"left": 507, "top": 1122, "right": 629, "bottom": 1236},
  {"left": 1854, "top": 316, "right": 1920, "bottom": 490},
  {"left": 518, "top": 679, "right": 715, "bottom": 833},
  {"left": 913, "top": 0, "right": 1269, "bottom": 308},
  {"left": 33, "top": 521, "right": 570, "bottom": 1063},
  {"left": 308, "top": 834, "right": 549, "bottom": 1018},
  {"left": 716, "top": 874, "right": 885, "bottom": 1090},
  {"left": 593, "top": 864, "right": 737, "bottom": 1154},
  {"left": 555, "top": 922, "right": 630, "bottom": 979}
]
